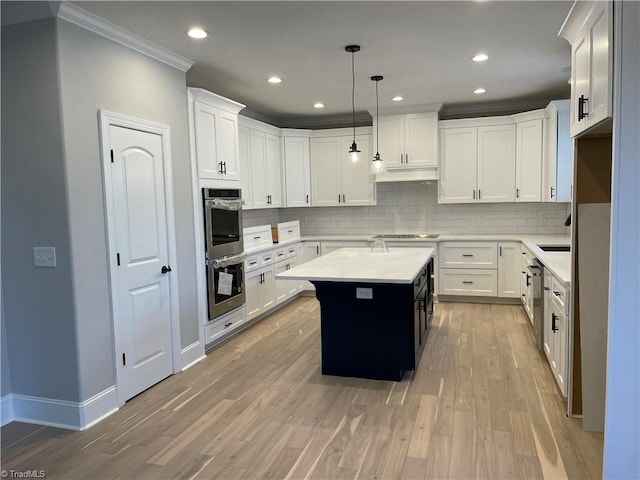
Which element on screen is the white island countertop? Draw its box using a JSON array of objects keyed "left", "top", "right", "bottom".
[{"left": 276, "top": 247, "right": 435, "bottom": 284}]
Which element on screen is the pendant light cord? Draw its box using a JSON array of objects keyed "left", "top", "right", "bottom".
[
  {"left": 351, "top": 50, "right": 356, "bottom": 141},
  {"left": 376, "top": 79, "right": 379, "bottom": 156}
]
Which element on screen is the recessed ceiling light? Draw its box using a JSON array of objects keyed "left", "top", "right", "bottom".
[
  {"left": 474, "top": 87, "right": 487, "bottom": 94},
  {"left": 268, "top": 76, "right": 282, "bottom": 84},
  {"left": 187, "top": 28, "right": 207, "bottom": 39},
  {"left": 472, "top": 53, "right": 489, "bottom": 62},
  {"left": 313, "top": 102, "right": 325, "bottom": 109},
  {"left": 391, "top": 96, "right": 404, "bottom": 102}
]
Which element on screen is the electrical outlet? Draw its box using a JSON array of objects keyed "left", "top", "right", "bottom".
[{"left": 33, "top": 246, "right": 56, "bottom": 268}]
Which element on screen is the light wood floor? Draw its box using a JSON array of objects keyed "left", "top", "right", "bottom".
[{"left": 1, "top": 299, "right": 603, "bottom": 479}]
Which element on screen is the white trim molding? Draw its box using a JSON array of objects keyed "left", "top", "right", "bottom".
[
  {"left": 181, "top": 341, "right": 205, "bottom": 371},
  {"left": 57, "top": 2, "right": 194, "bottom": 72},
  {"left": 3, "top": 386, "right": 118, "bottom": 431}
]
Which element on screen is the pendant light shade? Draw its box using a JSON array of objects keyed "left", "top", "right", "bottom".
[
  {"left": 346, "top": 45, "right": 361, "bottom": 162},
  {"left": 370, "top": 75, "right": 386, "bottom": 174}
]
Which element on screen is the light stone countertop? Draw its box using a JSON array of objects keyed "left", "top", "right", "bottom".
[{"left": 275, "top": 247, "right": 435, "bottom": 284}]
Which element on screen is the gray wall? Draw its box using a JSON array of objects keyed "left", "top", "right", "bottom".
[
  {"left": 55, "top": 20, "right": 197, "bottom": 400},
  {"left": 1, "top": 16, "right": 198, "bottom": 404},
  {"left": 1, "top": 18, "right": 80, "bottom": 400}
]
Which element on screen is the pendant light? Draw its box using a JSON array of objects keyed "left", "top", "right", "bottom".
[
  {"left": 345, "top": 45, "right": 361, "bottom": 162},
  {"left": 370, "top": 75, "right": 386, "bottom": 174}
]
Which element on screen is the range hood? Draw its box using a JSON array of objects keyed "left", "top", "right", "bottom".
[{"left": 373, "top": 167, "right": 438, "bottom": 183}]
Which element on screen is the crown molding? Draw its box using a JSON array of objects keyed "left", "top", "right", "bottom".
[
  {"left": 439, "top": 98, "right": 561, "bottom": 120},
  {"left": 57, "top": 2, "right": 194, "bottom": 72},
  {"left": 273, "top": 111, "right": 372, "bottom": 130}
]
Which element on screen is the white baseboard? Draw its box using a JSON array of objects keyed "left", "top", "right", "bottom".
[
  {"left": 1, "top": 394, "right": 14, "bottom": 426},
  {"left": 5, "top": 386, "right": 119, "bottom": 431},
  {"left": 181, "top": 340, "right": 205, "bottom": 371}
]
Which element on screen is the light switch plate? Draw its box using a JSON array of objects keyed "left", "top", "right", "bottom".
[{"left": 33, "top": 246, "right": 56, "bottom": 268}]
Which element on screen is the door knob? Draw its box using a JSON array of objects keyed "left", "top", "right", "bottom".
[{"left": 161, "top": 265, "right": 172, "bottom": 274}]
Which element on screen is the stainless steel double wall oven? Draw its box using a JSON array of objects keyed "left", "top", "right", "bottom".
[{"left": 203, "top": 188, "right": 245, "bottom": 320}]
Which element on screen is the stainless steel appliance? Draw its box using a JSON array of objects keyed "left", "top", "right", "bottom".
[
  {"left": 527, "top": 259, "right": 544, "bottom": 351},
  {"left": 203, "top": 188, "right": 245, "bottom": 320},
  {"left": 207, "top": 253, "right": 246, "bottom": 320},
  {"left": 203, "top": 188, "right": 244, "bottom": 260}
]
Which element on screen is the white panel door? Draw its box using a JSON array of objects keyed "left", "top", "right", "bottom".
[
  {"left": 405, "top": 113, "right": 438, "bottom": 167},
  {"left": 516, "top": 119, "right": 543, "bottom": 202},
  {"left": 283, "top": 136, "right": 311, "bottom": 207},
  {"left": 571, "top": 31, "right": 590, "bottom": 136},
  {"left": 265, "top": 133, "right": 283, "bottom": 207},
  {"left": 310, "top": 137, "right": 341, "bottom": 206},
  {"left": 477, "top": 124, "right": 516, "bottom": 203},
  {"left": 216, "top": 110, "right": 240, "bottom": 181},
  {"left": 497, "top": 242, "right": 521, "bottom": 298},
  {"left": 341, "top": 135, "right": 374, "bottom": 206},
  {"left": 376, "top": 114, "right": 405, "bottom": 168},
  {"left": 439, "top": 128, "right": 477, "bottom": 203},
  {"left": 109, "top": 125, "right": 174, "bottom": 402},
  {"left": 249, "top": 129, "right": 268, "bottom": 208},
  {"left": 588, "top": 2, "right": 612, "bottom": 128},
  {"left": 193, "top": 102, "right": 220, "bottom": 179}
]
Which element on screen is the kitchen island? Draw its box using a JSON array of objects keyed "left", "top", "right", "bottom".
[{"left": 276, "top": 247, "right": 435, "bottom": 381}]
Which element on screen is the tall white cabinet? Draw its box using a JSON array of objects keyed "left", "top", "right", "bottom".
[
  {"left": 188, "top": 88, "right": 245, "bottom": 183},
  {"left": 439, "top": 118, "right": 516, "bottom": 204},
  {"left": 544, "top": 100, "right": 573, "bottom": 202},
  {"left": 310, "top": 127, "right": 375, "bottom": 207},
  {"left": 513, "top": 111, "right": 545, "bottom": 203},
  {"left": 559, "top": 1, "right": 613, "bottom": 137},
  {"left": 282, "top": 129, "right": 312, "bottom": 208}
]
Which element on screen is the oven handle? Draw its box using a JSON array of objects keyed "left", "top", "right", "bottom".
[
  {"left": 206, "top": 198, "right": 244, "bottom": 211},
  {"left": 207, "top": 252, "right": 246, "bottom": 268}
]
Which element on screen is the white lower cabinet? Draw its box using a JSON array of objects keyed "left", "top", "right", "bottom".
[
  {"left": 245, "top": 265, "right": 275, "bottom": 320},
  {"left": 497, "top": 242, "right": 521, "bottom": 298},
  {"left": 205, "top": 306, "right": 246, "bottom": 345},
  {"left": 275, "top": 257, "right": 298, "bottom": 304},
  {"left": 298, "top": 241, "right": 321, "bottom": 291},
  {"left": 543, "top": 269, "right": 569, "bottom": 397},
  {"left": 439, "top": 269, "right": 498, "bottom": 296}
]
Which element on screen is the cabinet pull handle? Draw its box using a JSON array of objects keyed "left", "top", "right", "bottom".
[
  {"left": 499, "top": 246, "right": 502, "bottom": 256},
  {"left": 225, "top": 322, "right": 233, "bottom": 328},
  {"left": 478, "top": 189, "right": 481, "bottom": 200},
  {"left": 306, "top": 194, "right": 309, "bottom": 203},
  {"left": 222, "top": 162, "right": 227, "bottom": 174},
  {"left": 254, "top": 236, "right": 261, "bottom": 240},
  {"left": 249, "top": 261, "right": 257, "bottom": 266},
  {"left": 473, "top": 189, "right": 476, "bottom": 200},
  {"left": 550, "top": 187, "right": 555, "bottom": 198},
  {"left": 578, "top": 95, "right": 589, "bottom": 121},
  {"left": 338, "top": 194, "right": 341, "bottom": 203},
  {"left": 553, "top": 290, "right": 562, "bottom": 297},
  {"left": 544, "top": 286, "right": 550, "bottom": 291},
  {"left": 516, "top": 188, "right": 520, "bottom": 199},
  {"left": 462, "top": 254, "right": 474, "bottom": 257},
  {"left": 526, "top": 274, "right": 531, "bottom": 287},
  {"left": 401, "top": 153, "right": 404, "bottom": 164},
  {"left": 406, "top": 153, "right": 409, "bottom": 164},
  {"left": 552, "top": 313, "right": 559, "bottom": 332},
  {"left": 316, "top": 246, "right": 319, "bottom": 255},
  {"left": 462, "top": 281, "right": 474, "bottom": 285},
  {"left": 342, "top": 193, "right": 346, "bottom": 203},
  {"left": 219, "top": 161, "right": 223, "bottom": 174}
]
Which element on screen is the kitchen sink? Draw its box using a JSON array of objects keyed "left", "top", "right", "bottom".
[
  {"left": 372, "top": 234, "right": 440, "bottom": 239},
  {"left": 537, "top": 245, "right": 571, "bottom": 252}
]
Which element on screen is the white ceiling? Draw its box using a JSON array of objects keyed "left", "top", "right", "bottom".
[{"left": 19, "top": 1, "right": 575, "bottom": 127}]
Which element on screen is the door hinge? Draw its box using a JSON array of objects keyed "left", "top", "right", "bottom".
[
  {"left": 116, "top": 253, "right": 121, "bottom": 266},
  {"left": 110, "top": 149, "right": 114, "bottom": 163},
  {"left": 122, "top": 353, "right": 126, "bottom": 366}
]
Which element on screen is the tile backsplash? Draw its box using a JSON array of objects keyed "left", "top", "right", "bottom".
[{"left": 245, "top": 182, "right": 571, "bottom": 236}]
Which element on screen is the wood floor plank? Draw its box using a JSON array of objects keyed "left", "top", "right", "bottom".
[{"left": 0, "top": 299, "right": 603, "bottom": 480}]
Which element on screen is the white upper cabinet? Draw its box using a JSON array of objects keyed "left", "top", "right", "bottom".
[
  {"left": 282, "top": 130, "right": 312, "bottom": 207},
  {"left": 375, "top": 113, "right": 438, "bottom": 168},
  {"left": 188, "top": 88, "right": 245, "bottom": 183},
  {"left": 544, "top": 100, "right": 573, "bottom": 202},
  {"left": 310, "top": 128, "right": 375, "bottom": 207},
  {"left": 559, "top": 1, "right": 613, "bottom": 137},
  {"left": 514, "top": 112, "right": 545, "bottom": 202},
  {"left": 439, "top": 118, "right": 515, "bottom": 204},
  {"left": 238, "top": 117, "right": 283, "bottom": 209}
]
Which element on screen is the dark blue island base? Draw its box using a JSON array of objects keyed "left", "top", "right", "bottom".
[{"left": 312, "top": 259, "right": 433, "bottom": 382}]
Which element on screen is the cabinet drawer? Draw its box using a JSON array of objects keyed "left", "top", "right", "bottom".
[
  {"left": 243, "top": 224, "right": 273, "bottom": 252},
  {"left": 274, "top": 244, "right": 298, "bottom": 261},
  {"left": 205, "top": 307, "right": 245, "bottom": 344},
  {"left": 277, "top": 220, "right": 301, "bottom": 244},
  {"left": 439, "top": 269, "right": 498, "bottom": 296},
  {"left": 550, "top": 275, "right": 569, "bottom": 314},
  {"left": 439, "top": 242, "right": 498, "bottom": 269},
  {"left": 245, "top": 254, "right": 260, "bottom": 272}
]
